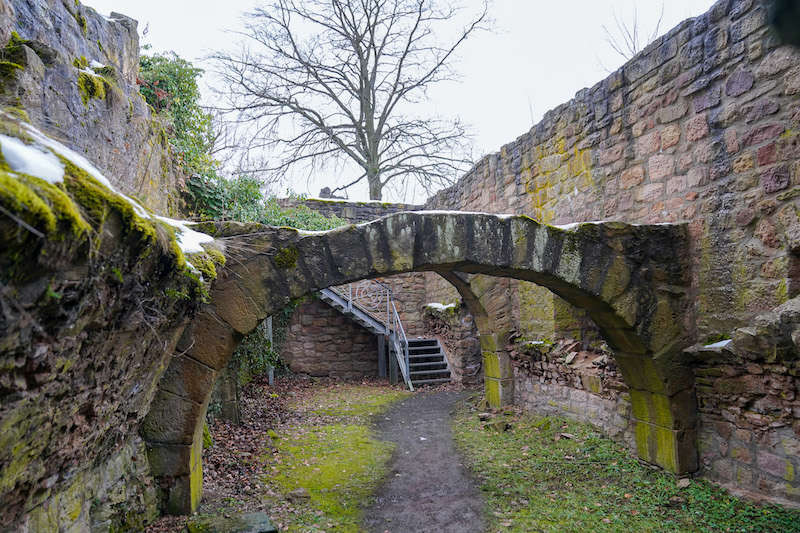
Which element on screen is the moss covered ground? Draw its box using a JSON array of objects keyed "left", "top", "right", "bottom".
[
  {"left": 266, "top": 382, "right": 410, "bottom": 531},
  {"left": 452, "top": 399, "right": 800, "bottom": 533},
  {"left": 150, "top": 378, "right": 411, "bottom": 533}
]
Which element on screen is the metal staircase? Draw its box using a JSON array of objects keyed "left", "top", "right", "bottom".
[
  {"left": 318, "top": 281, "right": 452, "bottom": 390},
  {"left": 407, "top": 338, "right": 452, "bottom": 386}
]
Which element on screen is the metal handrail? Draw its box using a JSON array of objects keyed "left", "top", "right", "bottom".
[{"left": 332, "top": 280, "right": 413, "bottom": 390}]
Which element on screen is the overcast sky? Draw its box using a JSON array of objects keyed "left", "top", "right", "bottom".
[{"left": 84, "top": 0, "right": 715, "bottom": 202}]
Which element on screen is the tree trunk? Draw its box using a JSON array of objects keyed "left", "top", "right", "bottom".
[{"left": 367, "top": 169, "right": 382, "bottom": 200}]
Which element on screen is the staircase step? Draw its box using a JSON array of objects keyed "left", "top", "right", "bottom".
[
  {"left": 408, "top": 339, "right": 438, "bottom": 347},
  {"left": 410, "top": 368, "right": 450, "bottom": 379},
  {"left": 411, "top": 377, "right": 451, "bottom": 385},
  {"left": 410, "top": 361, "right": 447, "bottom": 368},
  {"left": 409, "top": 348, "right": 441, "bottom": 355},
  {"left": 409, "top": 356, "right": 444, "bottom": 364}
]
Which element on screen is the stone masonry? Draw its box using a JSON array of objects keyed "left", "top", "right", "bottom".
[{"left": 281, "top": 297, "right": 378, "bottom": 378}]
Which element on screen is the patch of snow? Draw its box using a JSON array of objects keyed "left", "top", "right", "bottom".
[
  {"left": 21, "top": 122, "right": 154, "bottom": 219},
  {"left": 704, "top": 339, "right": 732, "bottom": 349},
  {"left": 155, "top": 216, "right": 214, "bottom": 255},
  {"left": 296, "top": 228, "right": 334, "bottom": 236},
  {"left": 89, "top": 60, "right": 106, "bottom": 70},
  {"left": 0, "top": 134, "right": 64, "bottom": 183},
  {"left": 3, "top": 117, "right": 216, "bottom": 268},
  {"left": 23, "top": 123, "right": 113, "bottom": 188},
  {"left": 555, "top": 220, "right": 608, "bottom": 230},
  {"left": 425, "top": 302, "right": 456, "bottom": 311}
]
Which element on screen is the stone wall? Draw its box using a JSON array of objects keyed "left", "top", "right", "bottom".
[
  {"left": 420, "top": 0, "right": 800, "bottom": 505},
  {"left": 281, "top": 298, "right": 379, "bottom": 378},
  {"left": 691, "top": 295, "right": 800, "bottom": 505},
  {"left": 511, "top": 339, "right": 635, "bottom": 449},
  {"left": 422, "top": 303, "right": 482, "bottom": 385},
  {"left": 0, "top": 107, "right": 210, "bottom": 527},
  {"left": 18, "top": 437, "right": 158, "bottom": 532},
  {"left": 425, "top": 0, "right": 799, "bottom": 343},
  {"left": 277, "top": 197, "right": 422, "bottom": 223},
  {"left": 0, "top": 0, "right": 186, "bottom": 215}
]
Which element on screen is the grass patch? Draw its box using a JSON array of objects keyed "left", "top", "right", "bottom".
[
  {"left": 452, "top": 403, "right": 800, "bottom": 533},
  {"left": 270, "top": 424, "right": 393, "bottom": 532},
  {"left": 291, "top": 383, "right": 411, "bottom": 418},
  {"left": 264, "top": 382, "right": 410, "bottom": 531}
]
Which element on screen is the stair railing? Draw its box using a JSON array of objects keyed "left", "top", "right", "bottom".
[{"left": 334, "top": 280, "right": 412, "bottom": 390}]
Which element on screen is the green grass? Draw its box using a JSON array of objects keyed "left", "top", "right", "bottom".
[
  {"left": 271, "top": 424, "right": 393, "bottom": 532},
  {"left": 290, "top": 383, "right": 411, "bottom": 418},
  {"left": 265, "top": 383, "right": 410, "bottom": 532},
  {"left": 452, "top": 404, "right": 800, "bottom": 533}
]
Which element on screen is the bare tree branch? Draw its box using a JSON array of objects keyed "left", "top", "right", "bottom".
[
  {"left": 600, "top": 2, "right": 665, "bottom": 66},
  {"left": 210, "top": 0, "right": 489, "bottom": 200}
]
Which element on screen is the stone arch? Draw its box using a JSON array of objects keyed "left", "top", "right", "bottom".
[{"left": 142, "top": 212, "right": 695, "bottom": 513}]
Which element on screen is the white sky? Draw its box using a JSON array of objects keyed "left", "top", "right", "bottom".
[{"left": 84, "top": 0, "right": 715, "bottom": 202}]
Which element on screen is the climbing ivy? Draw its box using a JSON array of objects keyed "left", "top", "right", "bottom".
[{"left": 138, "top": 51, "right": 217, "bottom": 181}]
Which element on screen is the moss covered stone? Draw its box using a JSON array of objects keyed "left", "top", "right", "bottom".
[
  {"left": 77, "top": 71, "right": 106, "bottom": 107},
  {"left": 273, "top": 245, "right": 299, "bottom": 269}
]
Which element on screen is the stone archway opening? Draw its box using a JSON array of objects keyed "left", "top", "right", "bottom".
[{"left": 141, "top": 212, "right": 696, "bottom": 514}]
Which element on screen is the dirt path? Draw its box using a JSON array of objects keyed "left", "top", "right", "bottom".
[{"left": 364, "top": 390, "right": 486, "bottom": 533}]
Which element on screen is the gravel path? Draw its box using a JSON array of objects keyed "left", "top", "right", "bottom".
[{"left": 364, "top": 390, "right": 486, "bottom": 533}]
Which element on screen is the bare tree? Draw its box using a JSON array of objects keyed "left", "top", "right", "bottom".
[
  {"left": 212, "top": 0, "right": 488, "bottom": 200},
  {"left": 601, "top": 2, "right": 664, "bottom": 63}
]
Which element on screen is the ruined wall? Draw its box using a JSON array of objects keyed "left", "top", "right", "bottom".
[
  {"left": 426, "top": 0, "right": 799, "bottom": 343},
  {"left": 0, "top": 2, "right": 215, "bottom": 528},
  {"left": 421, "top": 0, "right": 800, "bottom": 506},
  {"left": 282, "top": 298, "right": 379, "bottom": 379},
  {"left": 691, "top": 296, "right": 800, "bottom": 505},
  {"left": 0, "top": 0, "right": 186, "bottom": 215},
  {"left": 511, "top": 340, "right": 634, "bottom": 449},
  {"left": 422, "top": 304, "right": 482, "bottom": 385},
  {"left": 0, "top": 106, "right": 212, "bottom": 528}
]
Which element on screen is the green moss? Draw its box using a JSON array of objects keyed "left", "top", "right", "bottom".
[
  {"left": 62, "top": 160, "right": 156, "bottom": 241},
  {"left": 205, "top": 247, "right": 226, "bottom": 267},
  {"left": 273, "top": 245, "right": 299, "bottom": 269},
  {"left": 202, "top": 422, "right": 213, "bottom": 449},
  {"left": 92, "top": 64, "right": 116, "bottom": 79},
  {"left": 0, "top": 60, "right": 22, "bottom": 81},
  {"left": 1, "top": 31, "right": 29, "bottom": 69},
  {"left": 3, "top": 107, "right": 29, "bottom": 122},
  {"left": 0, "top": 170, "right": 57, "bottom": 233},
  {"left": 165, "top": 288, "right": 190, "bottom": 300},
  {"left": 189, "top": 253, "right": 217, "bottom": 281},
  {"left": 272, "top": 424, "right": 393, "bottom": 531},
  {"left": 110, "top": 266, "right": 123, "bottom": 283},
  {"left": 77, "top": 71, "right": 106, "bottom": 107},
  {"left": 705, "top": 333, "right": 731, "bottom": 344},
  {"left": 776, "top": 279, "right": 789, "bottom": 305},
  {"left": 72, "top": 56, "right": 88, "bottom": 69}
]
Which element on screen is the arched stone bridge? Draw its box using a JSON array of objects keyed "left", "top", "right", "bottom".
[{"left": 143, "top": 212, "right": 695, "bottom": 513}]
